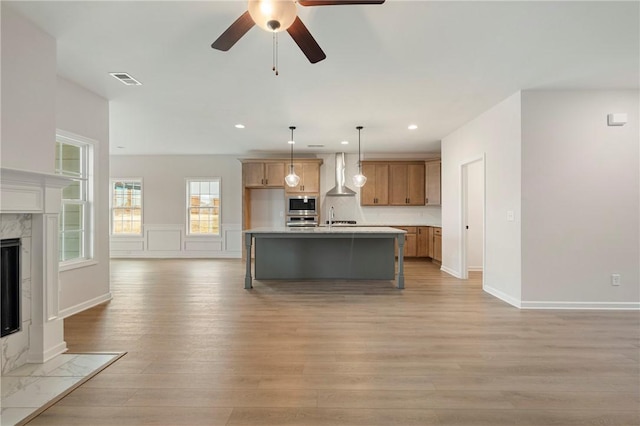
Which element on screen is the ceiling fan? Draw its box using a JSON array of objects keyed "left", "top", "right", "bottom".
[{"left": 211, "top": 0, "right": 385, "bottom": 65}]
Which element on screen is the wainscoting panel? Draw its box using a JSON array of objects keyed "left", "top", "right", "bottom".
[
  {"left": 110, "top": 223, "right": 241, "bottom": 259},
  {"left": 184, "top": 240, "right": 222, "bottom": 252},
  {"left": 224, "top": 227, "right": 242, "bottom": 252},
  {"left": 110, "top": 240, "right": 144, "bottom": 252},
  {"left": 146, "top": 226, "right": 182, "bottom": 251}
]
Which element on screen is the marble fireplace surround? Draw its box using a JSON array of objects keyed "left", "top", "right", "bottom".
[{"left": 1, "top": 168, "right": 74, "bottom": 375}]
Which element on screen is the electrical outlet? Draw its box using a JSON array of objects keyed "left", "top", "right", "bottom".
[{"left": 611, "top": 274, "right": 621, "bottom": 286}]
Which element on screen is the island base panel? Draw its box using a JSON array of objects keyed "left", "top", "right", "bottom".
[{"left": 255, "top": 237, "right": 395, "bottom": 280}]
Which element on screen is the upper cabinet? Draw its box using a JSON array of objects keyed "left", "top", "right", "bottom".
[
  {"left": 360, "top": 163, "right": 389, "bottom": 206},
  {"left": 361, "top": 161, "right": 425, "bottom": 206},
  {"left": 389, "top": 162, "right": 425, "bottom": 206},
  {"left": 242, "top": 161, "right": 285, "bottom": 188},
  {"left": 284, "top": 161, "right": 322, "bottom": 194},
  {"left": 425, "top": 160, "right": 441, "bottom": 206}
]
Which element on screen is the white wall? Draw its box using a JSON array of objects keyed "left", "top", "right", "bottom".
[
  {"left": 318, "top": 153, "right": 442, "bottom": 226},
  {"left": 441, "top": 92, "right": 522, "bottom": 305},
  {"left": 1, "top": 7, "right": 112, "bottom": 331},
  {"left": 56, "top": 77, "right": 111, "bottom": 317},
  {"left": 0, "top": 5, "right": 56, "bottom": 173},
  {"left": 109, "top": 155, "right": 243, "bottom": 257},
  {"left": 521, "top": 90, "right": 639, "bottom": 307}
]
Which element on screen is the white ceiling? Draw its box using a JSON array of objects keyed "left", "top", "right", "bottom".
[{"left": 7, "top": 1, "right": 639, "bottom": 157}]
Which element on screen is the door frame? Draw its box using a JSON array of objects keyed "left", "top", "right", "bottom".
[{"left": 459, "top": 154, "right": 486, "bottom": 280}]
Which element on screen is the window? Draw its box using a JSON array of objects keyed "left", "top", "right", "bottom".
[
  {"left": 111, "top": 180, "right": 143, "bottom": 235},
  {"left": 187, "top": 179, "right": 220, "bottom": 235},
  {"left": 55, "top": 133, "right": 93, "bottom": 263}
]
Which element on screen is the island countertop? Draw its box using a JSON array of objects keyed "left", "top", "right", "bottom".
[{"left": 244, "top": 226, "right": 406, "bottom": 234}]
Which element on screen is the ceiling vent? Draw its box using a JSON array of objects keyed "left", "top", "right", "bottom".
[
  {"left": 308, "top": 144, "right": 324, "bottom": 148},
  {"left": 109, "top": 72, "right": 142, "bottom": 86}
]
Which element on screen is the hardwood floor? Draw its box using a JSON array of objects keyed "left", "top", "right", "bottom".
[{"left": 30, "top": 259, "right": 639, "bottom": 425}]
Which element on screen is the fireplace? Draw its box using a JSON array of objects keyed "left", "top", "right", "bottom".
[{"left": 1, "top": 238, "right": 21, "bottom": 338}]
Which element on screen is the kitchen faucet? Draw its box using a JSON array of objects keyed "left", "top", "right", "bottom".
[{"left": 329, "top": 206, "right": 334, "bottom": 229}]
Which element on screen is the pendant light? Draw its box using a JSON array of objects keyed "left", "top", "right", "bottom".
[
  {"left": 352, "top": 126, "right": 367, "bottom": 188},
  {"left": 284, "top": 126, "right": 300, "bottom": 187}
]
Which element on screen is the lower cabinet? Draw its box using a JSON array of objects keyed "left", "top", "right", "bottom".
[
  {"left": 395, "top": 225, "right": 441, "bottom": 262},
  {"left": 433, "top": 227, "right": 442, "bottom": 262},
  {"left": 395, "top": 227, "right": 417, "bottom": 257}
]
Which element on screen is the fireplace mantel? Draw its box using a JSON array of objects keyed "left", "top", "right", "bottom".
[
  {"left": 1, "top": 167, "right": 75, "bottom": 370},
  {"left": 1, "top": 167, "right": 73, "bottom": 214}
]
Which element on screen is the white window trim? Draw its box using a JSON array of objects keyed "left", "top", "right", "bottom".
[
  {"left": 185, "top": 177, "right": 222, "bottom": 237},
  {"left": 56, "top": 130, "right": 96, "bottom": 270},
  {"left": 110, "top": 177, "right": 144, "bottom": 237}
]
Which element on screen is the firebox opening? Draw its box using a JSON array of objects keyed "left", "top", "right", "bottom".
[{"left": 1, "top": 238, "right": 21, "bottom": 338}]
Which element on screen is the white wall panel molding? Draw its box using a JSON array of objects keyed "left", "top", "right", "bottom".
[
  {"left": 145, "top": 225, "right": 182, "bottom": 251},
  {"left": 111, "top": 223, "right": 241, "bottom": 258},
  {"left": 43, "top": 214, "right": 60, "bottom": 321}
]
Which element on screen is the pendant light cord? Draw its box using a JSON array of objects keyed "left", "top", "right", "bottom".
[
  {"left": 272, "top": 32, "right": 279, "bottom": 76},
  {"left": 357, "top": 126, "right": 363, "bottom": 173},
  {"left": 289, "top": 126, "right": 296, "bottom": 170}
]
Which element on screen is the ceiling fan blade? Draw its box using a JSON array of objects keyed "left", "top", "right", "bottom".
[
  {"left": 287, "top": 17, "right": 326, "bottom": 64},
  {"left": 211, "top": 11, "right": 255, "bottom": 51},
  {"left": 298, "top": 0, "right": 385, "bottom": 6}
]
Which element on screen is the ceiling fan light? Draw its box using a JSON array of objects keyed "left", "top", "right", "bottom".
[
  {"left": 352, "top": 173, "right": 367, "bottom": 188},
  {"left": 248, "top": 0, "right": 297, "bottom": 33}
]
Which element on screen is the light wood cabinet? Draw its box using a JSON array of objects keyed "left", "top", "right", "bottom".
[
  {"left": 360, "top": 163, "right": 389, "bottom": 205},
  {"left": 395, "top": 226, "right": 417, "bottom": 257},
  {"left": 426, "top": 160, "right": 441, "bottom": 206},
  {"left": 433, "top": 227, "right": 442, "bottom": 262},
  {"left": 417, "top": 226, "right": 430, "bottom": 257},
  {"left": 394, "top": 225, "right": 441, "bottom": 262},
  {"left": 242, "top": 161, "right": 285, "bottom": 188},
  {"left": 389, "top": 163, "right": 425, "bottom": 206},
  {"left": 284, "top": 161, "right": 321, "bottom": 194}
]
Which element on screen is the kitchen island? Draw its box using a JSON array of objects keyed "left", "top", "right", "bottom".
[{"left": 244, "top": 226, "right": 407, "bottom": 289}]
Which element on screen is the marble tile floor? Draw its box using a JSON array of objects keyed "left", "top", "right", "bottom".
[{"left": 1, "top": 352, "right": 124, "bottom": 426}]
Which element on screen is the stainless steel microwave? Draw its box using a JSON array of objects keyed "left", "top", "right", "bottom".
[{"left": 287, "top": 195, "right": 317, "bottom": 216}]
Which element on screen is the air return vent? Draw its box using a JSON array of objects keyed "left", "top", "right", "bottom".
[
  {"left": 109, "top": 72, "right": 142, "bottom": 86},
  {"left": 308, "top": 144, "right": 324, "bottom": 148}
]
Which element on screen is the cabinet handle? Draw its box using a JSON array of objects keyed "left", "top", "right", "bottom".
[
  {"left": 261, "top": 179, "right": 264, "bottom": 184},
  {"left": 265, "top": 179, "right": 268, "bottom": 185}
]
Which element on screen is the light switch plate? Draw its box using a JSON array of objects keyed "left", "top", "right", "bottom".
[
  {"left": 506, "top": 210, "right": 515, "bottom": 222},
  {"left": 607, "top": 113, "right": 628, "bottom": 126}
]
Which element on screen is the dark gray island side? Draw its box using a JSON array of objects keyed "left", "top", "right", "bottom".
[{"left": 243, "top": 226, "right": 407, "bottom": 289}]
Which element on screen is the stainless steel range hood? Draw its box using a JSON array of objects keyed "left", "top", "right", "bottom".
[{"left": 326, "top": 153, "right": 356, "bottom": 196}]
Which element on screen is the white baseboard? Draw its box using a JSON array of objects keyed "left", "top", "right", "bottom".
[
  {"left": 467, "top": 266, "right": 483, "bottom": 272},
  {"left": 483, "top": 285, "right": 522, "bottom": 308},
  {"left": 59, "top": 293, "right": 112, "bottom": 319},
  {"left": 110, "top": 251, "right": 242, "bottom": 259},
  {"left": 440, "top": 265, "right": 461, "bottom": 278},
  {"left": 521, "top": 301, "right": 640, "bottom": 310}
]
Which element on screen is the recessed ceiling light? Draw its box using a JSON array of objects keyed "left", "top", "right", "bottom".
[
  {"left": 408, "top": 124, "right": 418, "bottom": 130},
  {"left": 235, "top": 124, "right": 245, "bottom": 129},
  {"left": 341, "top": 140, "right": 349, "bottom": 145},
  {"left": 109, "top": 72, "right": 142, "bottom": 86},
  {"left": 288, "top": 140, "right": 295, "bottom": 145}
]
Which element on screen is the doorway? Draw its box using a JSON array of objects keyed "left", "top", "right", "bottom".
[{"left": 460, "top": 157, "right": 485, "bottom": 280}]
